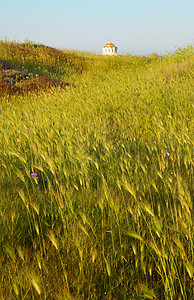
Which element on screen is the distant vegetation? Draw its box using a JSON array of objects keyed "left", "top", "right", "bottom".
[{"left": 0, "top": 41, "right": 193, "bottom": 299}]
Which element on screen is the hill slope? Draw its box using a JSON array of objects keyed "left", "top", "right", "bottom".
[{"left": 0, "top": 41, "right": 87, "bottom": 96}]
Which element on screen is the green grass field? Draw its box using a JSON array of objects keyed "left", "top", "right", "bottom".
[{"left": 0, "top": 41, "right": 193, "bottom": 299}]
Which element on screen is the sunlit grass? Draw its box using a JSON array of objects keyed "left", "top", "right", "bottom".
[{"left": 0, "top": 41, "right": 193, "bottom": 299}]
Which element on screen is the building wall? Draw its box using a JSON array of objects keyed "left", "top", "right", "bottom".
[{"left": 102, "top": 47, "right": 117, "bottom": 55}]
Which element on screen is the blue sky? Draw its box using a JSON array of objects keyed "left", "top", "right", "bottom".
[{"left": 1, "top": 0, "right": 193, "bottom": 54}]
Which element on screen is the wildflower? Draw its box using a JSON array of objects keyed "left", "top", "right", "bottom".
[
  {"left": 36, "top": 169, "right": 40, "bottom": 173},
  {"left": 145, "top": 142, "right": 148, "bottom": 145},
  {"left": 54, "top": 171, "right": 58, "bottom": 178},
  {"left": 153, "top": 141, "right": 156, "bottom": 144},
  {"left": 165, "top": 152, "right": 170, "bottom": 157},
  {"left": 31, "top": 172, "right": 37, "bottom": 178}
]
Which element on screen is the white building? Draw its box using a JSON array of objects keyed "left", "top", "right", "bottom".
[{"left": 102, "top": 42, "right": 118, "bottom": 56}]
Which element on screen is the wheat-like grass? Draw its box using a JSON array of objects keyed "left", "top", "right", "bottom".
[{"left": 0, "top": 41, "right": 193, "bottom": 299}]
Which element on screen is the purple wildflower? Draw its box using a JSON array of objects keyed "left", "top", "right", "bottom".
[
  {"left": 31, "top": 173, "right": 37, "bottom": 178},
  {"left": 36, "top": 169, "right": 40, "bottom": 173},
  {"left": 165, "top": 152, "right": 170, "bottom": 157},
  {"left": 54, "top": 171, "right": 58, "bottom": 178},
  {"left": 145, "top": 142, "right": 148, "bottom": 145},
  {"left": 153, "top": 141, "right": 156, "bottom": 144}
]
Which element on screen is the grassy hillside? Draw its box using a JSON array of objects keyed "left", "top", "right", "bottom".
[
  {"left": 0, "top": 41, "right": 193, "bottom": 299},
  {"left": 0, "top": 41, "right": 87, "bottom": 78}
]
